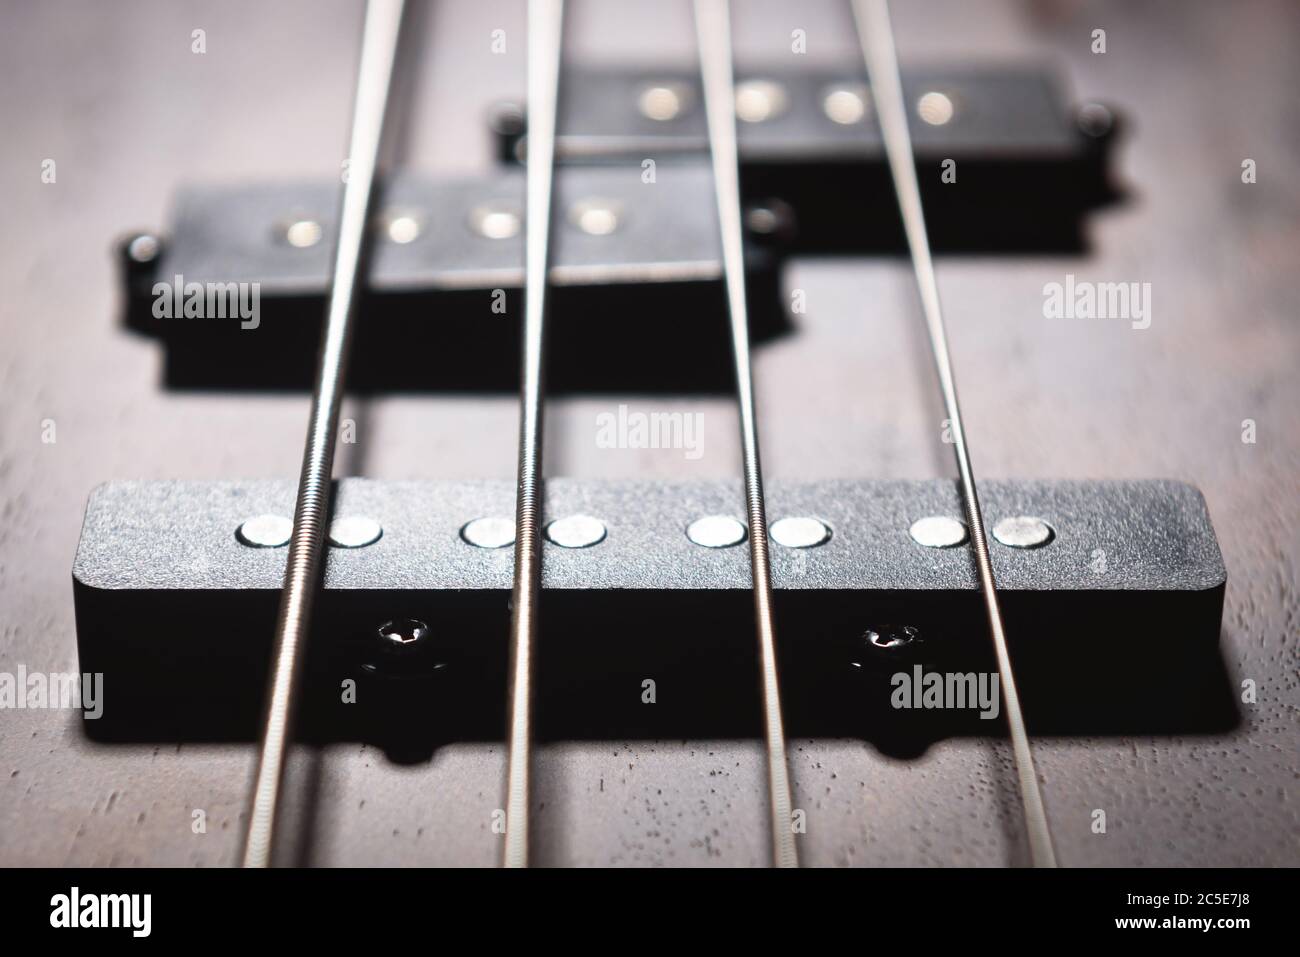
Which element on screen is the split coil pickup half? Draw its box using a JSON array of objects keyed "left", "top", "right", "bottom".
[{"left": 73, "top": 478, "right": 1230, "bottom": 753}]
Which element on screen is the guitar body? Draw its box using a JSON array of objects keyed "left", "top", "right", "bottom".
[{"left": 2, "top": 0, "right": 1295, "bottom": 867}]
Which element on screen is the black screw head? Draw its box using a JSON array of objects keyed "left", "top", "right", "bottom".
[
  {"left": 865, "top": 624, "right": 920, "bottom": 652},
  {"left": 378, "top": 618, "right": 429, "bottom": 649},
  {"left": 744, "top": 197, "right": 796, "bottom": 241},
  {"left": 125, "top": 232, "right": 161, "bottom": 264},
  {"left": 119, "top": 232, "right": 164, "bottom": 293},
  {"left": 846, "top": 624, "right": 924, "bottom": 672},
  {"left": 489, "top": 101, "right": 526, "bottom": 137},
  {"left": 1076, "top": 102, "right": 1114, "bottom": 139},
  {"left": 362, "top": 618, "right": 449, "bottom": 679}
]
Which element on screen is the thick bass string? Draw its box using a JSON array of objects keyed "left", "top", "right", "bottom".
[
  {"left": 694, "top": 0, "right": 799, "bottom": 870},
  {"left": 501, "top": 0, "right": 565, "bottom": 870},
  {"left": 242, "top": 0, "right": 407, "bottom": 869},
  {"left": 851, "top": 0, "right": 1058, "bottom": 868}
]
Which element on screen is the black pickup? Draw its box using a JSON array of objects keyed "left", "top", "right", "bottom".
[
  {"left": 73, "top": 478, "right": 1230, "bottom": 753},
  {"left": 495, "top": 65, "right": 1123, "bottom": 253},
  {"left": 121, "top": 163, "right": 783, "bottom": 393}
]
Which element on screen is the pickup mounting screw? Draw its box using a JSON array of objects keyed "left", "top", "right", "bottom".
[
  {"left": 489, "top": 100, "right": 526, "bottom": 137},
  {"left": 125, "top": 233, "right": 161, "bottom": 263},
  {"left": 1077, "top": 102, "right": 1114, "bottom": 138},
  {"left": 849, "top": 624, "right": 923, "bottom": 671},
  {"left": 378, "top": 618, "right": 428, "bottom": 649},
  {"left": 866, "top": 624, "right": 921, "bottom": 653},
  {"left": 363, "top": 618, "right": 445, "bottom": 678}
]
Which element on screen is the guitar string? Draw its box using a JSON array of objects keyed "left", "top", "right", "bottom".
[
  {"left": 241, "top": 0, "right": 406, "bottom": 869},
  {"left": 850, "top": 0, "right": 1058, "bottom": 867},
  {"left": 238, "top": 0, "right": 1052, "bottom": 871},
  {"left": 501, "top": 0, "right": 565, "bottom": 869},
  {"left": 694, "top": 0, "right": 799, "bottom": 869}
]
